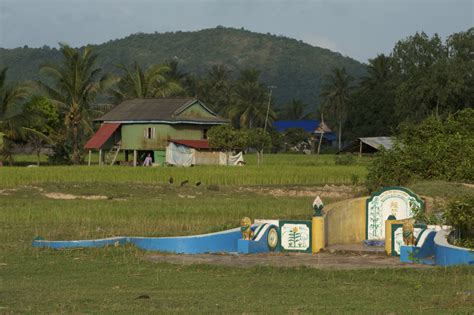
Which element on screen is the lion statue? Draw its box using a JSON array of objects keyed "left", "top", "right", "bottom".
[
  {"left": 240, "top": 217, "right": 254, "bottom": 240},
  {"left": 402, "top": 220, "right": 416, "bottom": 246}
]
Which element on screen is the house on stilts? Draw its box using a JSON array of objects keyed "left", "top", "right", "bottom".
[{"left": 84, "top": 98, "right": 229, "bottom": 166}]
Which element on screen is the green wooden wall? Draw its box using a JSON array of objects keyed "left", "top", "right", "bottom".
[
  {"left": 121, "top": 124, "right": 208, "bottom": 150},
  {"left": 118, "top": 102, "right": 222, "bottom": 151}
]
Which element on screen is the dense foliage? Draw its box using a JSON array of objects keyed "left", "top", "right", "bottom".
[
  {"left": 445, "top": 196, "right": 474, "bottom": 248},
  {"left": 366, "top": 108, "right": 474, "bottom": 192},
  {"left": 345, "top": 29, "right": 474, "bottom": 138}
]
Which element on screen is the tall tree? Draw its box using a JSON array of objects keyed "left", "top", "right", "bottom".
[
  {"left": 110, "top": 62, "right": 184, "bottom": 103},
  {"left": 279, "top": 99, "right": 313, "bottom": 120},
  {"left": 0, "top": 67, "right": 32, "bottom": 163},
  {"left": 25, "top": 96, "right": 59, "bottom": 165},
  {"left": 164, "top": 60, "right": 188, "bottom": 84},
  {"left": 230, "top": 69, "right": 275, "bottom": 129},
  {"left": 39, "top": 44, "right": 112, "bottom": 164},
  {"left": 198, "top": 65, "right": 233, "bottom": 114},
  {"left": 391, "top": 30, "right": 474, "bottom": 121},
  {"left": 320, "top": 67, "right": 353, "bottom": 149},
  {"left": 345, "top": 54, "right": 398, "bottom": 138}
]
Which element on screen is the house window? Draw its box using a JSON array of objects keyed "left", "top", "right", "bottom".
[
  {"left": 203, "top": 129, "right": 208, "bottom": 140},
  {"left": 144, "top": 127, "right": 155, "bottom": 139}
]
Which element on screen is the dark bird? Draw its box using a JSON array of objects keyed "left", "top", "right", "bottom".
[
  {"left": 134, "top": 294, "right": 150, "bottom": 300},
  {"left": 168, "top": 176, "right": 174, "bottom": 184},
  {"left": 180, "top": 180, "right": 189, "bottom": 187},
  {"left": 196, "top": 181, "right": 201, "bottom": 186}
]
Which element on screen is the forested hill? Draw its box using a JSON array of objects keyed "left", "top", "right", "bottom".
[{"left": 0, "top": 27, "right": 366, "bottom": 105}]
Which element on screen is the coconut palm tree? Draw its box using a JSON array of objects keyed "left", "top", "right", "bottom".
[
  {"left": 320, "top": 67, "right": 353, "bottom": 149},
  {"left": 199, "top": 65, "right": 233, "bottom": 114},
  {"left": 39, "top": 43, "right": 112, "bottom": 164},
  {"left": 110, "top": 62, "right": 184, "bottom": 103},
  {"left": 362, "top": 54, "right": 392, "bottom": 88},
  {"left": 0, "top": 67, "right": 33, "bottom": 163},
  {"left": 230, "top": 69, "right": 275, "bottom": 129},
  {"left": 279, "top": 99, "right": 313, "bottom": 120}
]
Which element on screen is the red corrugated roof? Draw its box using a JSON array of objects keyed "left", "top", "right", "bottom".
[
  {"left": 84, "top": 123, "right": 121, "bottom": 149},
  {"left": 171, "top": 139, "right": 210, "bottom": 149}
]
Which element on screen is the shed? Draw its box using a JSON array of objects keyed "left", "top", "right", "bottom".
[{"left": 339, "top": 137, "right": 394, "bottom": 155}]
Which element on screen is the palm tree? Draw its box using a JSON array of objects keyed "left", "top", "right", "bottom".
[
  {"left": 362, "top": 54, "right": 392, "bottom": 88},
  {"left": 0, "top": 67, "right": 32, "bottom": 163},
  {"left": 39, "top": 43, "right": 112, "bottom": 164},
  {"left": 320, "top": 67, "right": 353, "bottom": 149},
  {"left": 279, "top": 99, "right": 313, "bottom": 120},
  {"left": 230, "top": 69, "right": 275, "bottom": 129},
  {"left": 199, "top": 65, "right": 233, "bottom": 114},
  {"left": 164, "top": 60, "right": 187, "bottom": 84},
  {"left": 110, "top": 62, "right": 184, "bottom": 103}
]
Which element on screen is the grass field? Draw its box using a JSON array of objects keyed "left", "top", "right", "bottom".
[{"left": 1, "top": 154, "right": 473, "bottom": 313}]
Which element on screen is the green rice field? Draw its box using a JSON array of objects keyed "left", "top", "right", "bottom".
[{"left": 0, "top": 154, "right": 369, "bottom": 187}]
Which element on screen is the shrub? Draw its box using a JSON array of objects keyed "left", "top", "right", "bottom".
[
  {"left": 444, "top": 195, "right": 474, "bottom": 248},
  {"left": 366, "top": 109, "right": 474, "bottom": 192}
]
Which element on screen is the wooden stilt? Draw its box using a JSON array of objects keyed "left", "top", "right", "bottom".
[
  {"left": 359, "top": 140, "right": 363, "bottom": 158},
  {"left": 99, "top": 149, "right": 102, "bottom": 166},
  {"left": 133, "top": 150, "right": 137, "bottom": 167},
  {"left": 88, "top": 150, "right": 92, "bottom": 166}
]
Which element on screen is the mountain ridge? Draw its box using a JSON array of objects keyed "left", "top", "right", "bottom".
[{"left": 0, "top": 27, "right": 367, "bottom": 106}]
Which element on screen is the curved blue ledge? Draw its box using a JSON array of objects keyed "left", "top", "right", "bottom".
[
  {"left": 400, "top": 229, "right": 474, "bottom": 266},
  {"left": 32, "top": 224, "right": 279, "bottom": 255}
]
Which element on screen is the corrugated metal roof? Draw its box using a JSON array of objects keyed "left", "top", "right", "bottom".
[
  {"left": 171, "top": 139, "right": 210, "bottom": 149},
  {"left": 97, "top": 98, "right": 228, "bottom": 124},
  {"left": 84, "top": 123, "right": 121, "bottom": 149},
  {"left": 359, "top": 137, "right": 394, "bottom": 150}
]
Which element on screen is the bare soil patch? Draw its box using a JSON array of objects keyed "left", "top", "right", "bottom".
[
  {"left": 146, "top": 252, "right": 431, "bottom": 270},
  {"left": 237, "top": 184, "right": 363, "bottom": 200},
  {"left": 43, "top": 192, "right": 108, "bottom": 200}
]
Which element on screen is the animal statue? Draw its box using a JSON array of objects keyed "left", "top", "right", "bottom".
[
  {"left": 240, "top": 217, "right": 254, "bottom": 240},
  {"left": 402, "top": 220, "right": 416, "bottom": 246}
]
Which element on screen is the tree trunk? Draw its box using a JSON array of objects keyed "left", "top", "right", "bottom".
[
  {"left": 317, "top": 132, "right": 324, "bottom": 155},
  {"left": 72, "top": 124, "right": 79, "bottom": 164}
]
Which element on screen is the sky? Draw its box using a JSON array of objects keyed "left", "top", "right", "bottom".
[{"left": 0, "top": 0, "right": 472, "bottom": 62}]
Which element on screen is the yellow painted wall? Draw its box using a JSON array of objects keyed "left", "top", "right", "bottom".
[{"left": 324, "top": 197, "right": 368, "bottom": 245}]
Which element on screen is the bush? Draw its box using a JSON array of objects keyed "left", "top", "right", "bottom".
[
  {"left": 366, "top": 109, "right": 474, "bottom": 192},
  {"left": 444, "top": 195, "right": 474, "bottom": 248},
  {"left": 334, "top": 153, "right": 356, "bottom": 165}
]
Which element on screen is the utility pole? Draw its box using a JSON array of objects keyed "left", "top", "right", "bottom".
[{"left": 264, "top": 86, "right": 277, "bottom": 132}]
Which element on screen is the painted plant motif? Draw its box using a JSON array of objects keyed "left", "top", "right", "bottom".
[
  {"left": 288, "top": 226, "right": 301, "bottom": 248},
  {"left": 368, "top": 197, "right": 382, "bottom": 239},
  {"left": 280, "top": 223, "right": 310, "bottom": 251}
]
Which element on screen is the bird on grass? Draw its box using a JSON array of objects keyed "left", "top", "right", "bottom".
[
  {"left": 168, "top": 176, "right": 174, "bottom": 184},
  {"left": 180, "top": 180, "right": 189, "bottom": 187}
]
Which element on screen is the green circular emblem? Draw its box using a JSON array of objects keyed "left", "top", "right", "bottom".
[{"left": 267, "top": 227, "right": 278, "bottom": 251}]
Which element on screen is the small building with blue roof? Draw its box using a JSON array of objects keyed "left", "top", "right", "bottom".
[{"left": 273, "top": 120, "right": 337, "bottom": 146}]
